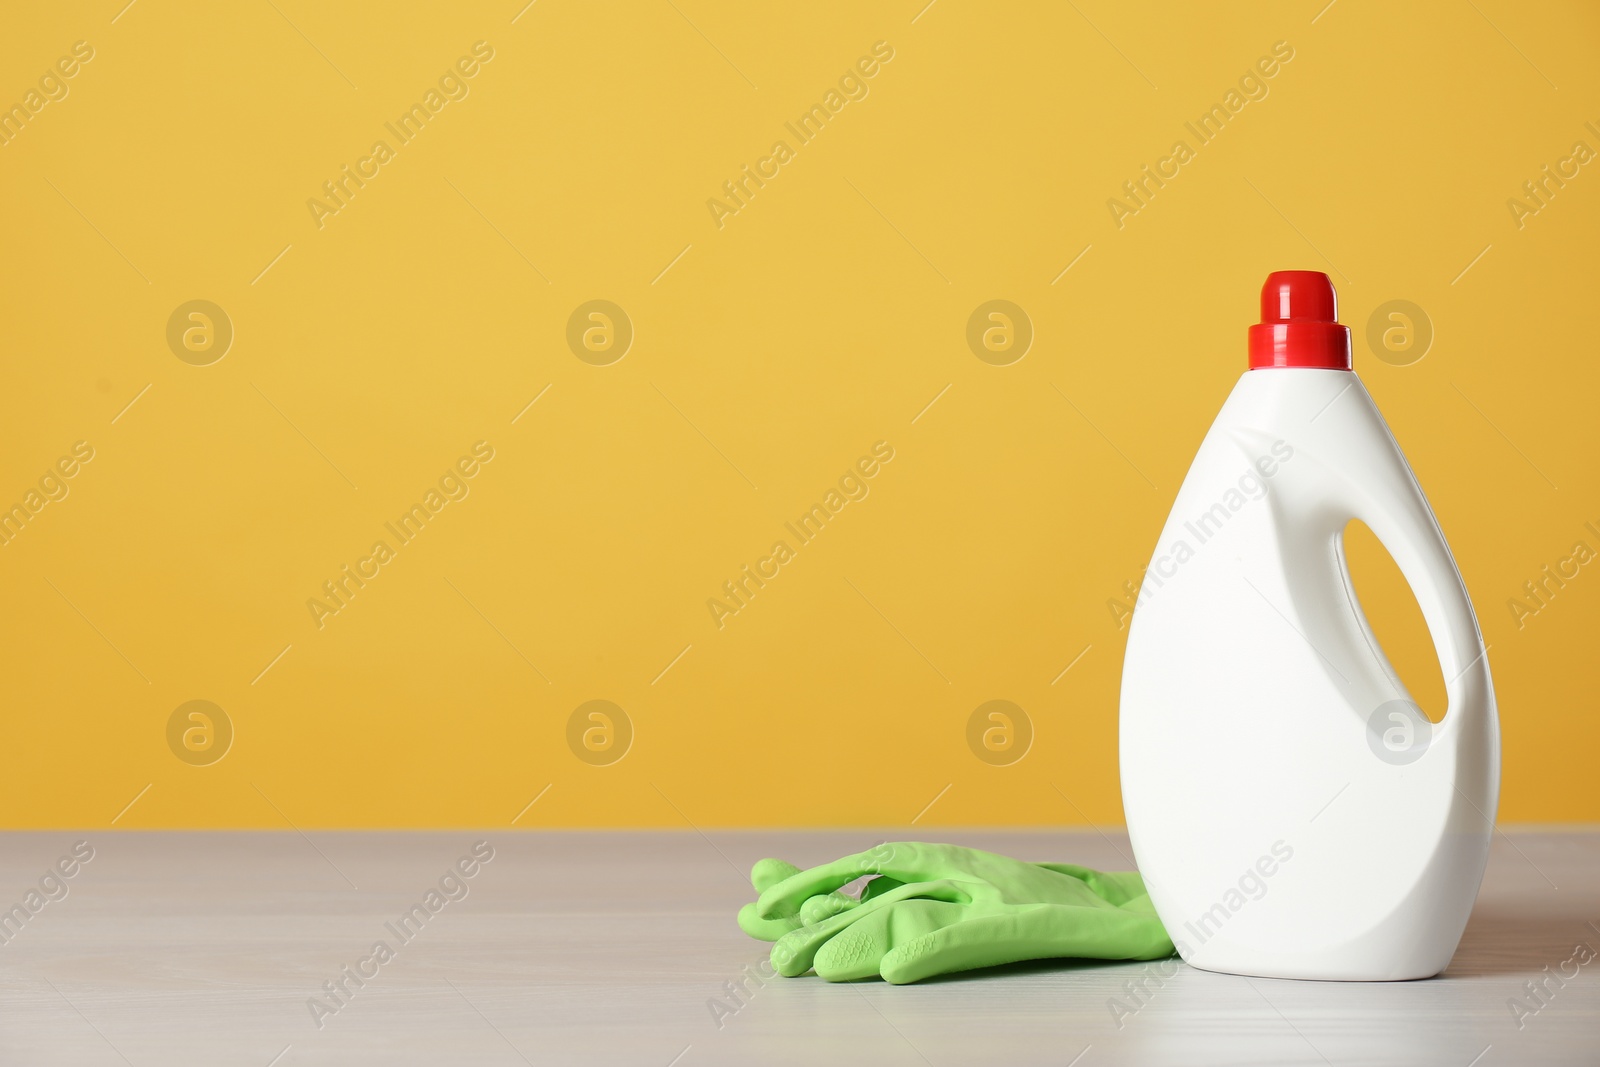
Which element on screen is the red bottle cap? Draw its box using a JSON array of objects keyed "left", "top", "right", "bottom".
[{"left": 1247, "top": 270, "right": 1352, "bottom": 370}]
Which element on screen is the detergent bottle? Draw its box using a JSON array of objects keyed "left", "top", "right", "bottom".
[{"left": 1119, "top": 270, "right": 1499, "bottom": 981}]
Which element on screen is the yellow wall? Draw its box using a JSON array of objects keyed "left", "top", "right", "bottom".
[{"left": 2, "top": 2, "right": 1595, "bottom": 829}]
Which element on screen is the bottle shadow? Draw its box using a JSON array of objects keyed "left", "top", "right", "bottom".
[{"left": 842, "top": 906, "right": 1597, "bottom": 985}]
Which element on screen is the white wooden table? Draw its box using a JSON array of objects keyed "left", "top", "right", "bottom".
[{"left": 0, "top": 828, "right": 1594, "bottom": 1065}]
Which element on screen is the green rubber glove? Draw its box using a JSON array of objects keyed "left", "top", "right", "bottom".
[{"left": 737, "top": 842, "right": 1174, "bottom": 984}]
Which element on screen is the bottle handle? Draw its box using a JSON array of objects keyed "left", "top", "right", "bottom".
[{"left": 1332, "top": 413, "right": 1490, "bottom": 732}]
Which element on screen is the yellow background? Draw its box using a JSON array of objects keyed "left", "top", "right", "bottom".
[{"left": 2, "top": 1, "right": 1596, "bottom": 829}]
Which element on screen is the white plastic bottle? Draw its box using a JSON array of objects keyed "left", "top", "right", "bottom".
[{"left": 1119, "top": 271, "right": 1499, "bottom": 981}]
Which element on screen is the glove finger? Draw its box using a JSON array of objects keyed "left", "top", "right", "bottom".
[
  {"left": 750, "top": 858, "right": 802, "bottom": 893},
  {"left": 812, "top": 898, "right": 967, "bottom": 982},
  {"left": 792, "top": 875, "right": 909, "bottom": 932},
  {"left": 738, "top": 878, "right": 870, "bottom": 941},
  {"left": 770, "top": 878, "right": 970, "bottom": 977},
  {"left": 756, "top": 843, "right": 934, "bottom": 919},
  {"left": 799, "top": 890, "right": 858, "bottom": 926},
  {"left": 880, "top": 903, "right": 1177, "bottom": 985},
  {"left": 737, "top": 901, "right": 804, "bottom": 941},
  {"left": 1031, "top": 863, "right": 1150, "bottom": 906}
]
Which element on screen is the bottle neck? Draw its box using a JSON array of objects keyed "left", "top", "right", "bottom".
[{"left": 1248, "top": 321, "right": 1352, "bottom": 370}]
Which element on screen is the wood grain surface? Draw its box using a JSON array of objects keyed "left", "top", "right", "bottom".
[{"left": 0, "top": 828, "right": 1594, "bottom": 1065}]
